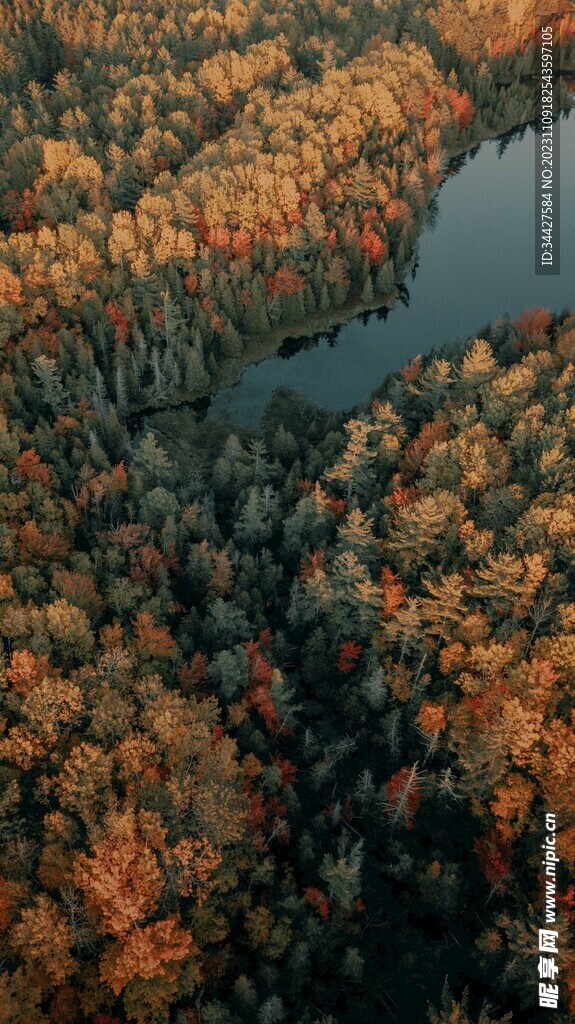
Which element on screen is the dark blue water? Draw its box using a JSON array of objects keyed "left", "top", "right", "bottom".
[{"left": 209, "top": 115, "right": 574, "bottom": 427}]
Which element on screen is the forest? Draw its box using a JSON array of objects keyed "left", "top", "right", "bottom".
[
  {"left": 1, "top": 1, "right": 575, "bottom": 1023},
  {"left": 1, "top": 0, "right": 574, "bottom": 408}
]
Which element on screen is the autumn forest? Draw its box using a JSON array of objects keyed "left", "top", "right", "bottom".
[{"left": 1, "top": 1, "right": 575, "bottom": 1023}]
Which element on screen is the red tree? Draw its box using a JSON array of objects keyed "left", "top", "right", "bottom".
[{"left": 335, "top": 641, "right": 363, "bottom": 674}]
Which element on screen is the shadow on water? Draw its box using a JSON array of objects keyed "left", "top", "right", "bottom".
[{"left": 277, "top": 322, "right": 345, "bottom": 359}]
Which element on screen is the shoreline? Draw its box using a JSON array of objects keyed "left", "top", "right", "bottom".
[{"left": 128, "top": 105, "right": 572, "bottom": 428}]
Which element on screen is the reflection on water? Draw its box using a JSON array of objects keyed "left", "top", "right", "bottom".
[{"left": 209, "top": 115, "right": 574, "bottom": 428}]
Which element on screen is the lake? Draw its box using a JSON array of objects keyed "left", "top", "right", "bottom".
[{"left": 207, "top": 114, "right": 574, "bottom": 428}]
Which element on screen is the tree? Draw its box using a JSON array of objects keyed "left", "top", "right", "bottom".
[
  {"left": 409, "top": 358, "right": 455, "bottom": 411},
  {"left": 388, "top": 492, "right": 466, "bottom": 569},
  {"left": 0, "top": 968, "right": 47, "bottom": 1024},
  {"left": 98, "top": 915, "right": 198, "bottom": 996},
  {"left": 420, "top": 572, "right": 467, "bottom": 640},
  {"left": 258, "top": 996, "right": 286, "bottom": 1024},
  {"left": 337, "top": 508, "right": 378, "bottom": 563},
  {"left": 427, "top": 982, "right": 512, "bottom": 1024},
  {"left": 319, "top": 838, "right": 364, "bottom": 910},
  {"left": 32, "top": 356, "right": 68, "bottom": 414},
  {"left": 74, "top": 813, "right": 164, "bottom": 937},
  {"left": 132, "top": 612, "right": 176, "bottom": 659},
  {"left": 335, "top": 640, "right": 363, "bottom": 674},
  {"left": 45, "top": 599, "right": 94, "bottom": 663},
  {"left": 131, "top": 440, "right": 169, "bottom": 491},
  {"left": 474, "top": 553, "right": 526, "bottom": 613},
  {"left": 325, "top": 418, "right": 376, "bottom": 500},
  {"left": 235, "top": 488, "right": 273, "bottom": 548},
  {"left": 139, "top": 486, "right": 179, "bottom": 529},
  {"left": 345, "top": 159, "right": 378, "bottom": 208},
  {"left": 11, "top": 894, "right": 74, "bottom": 987},
  {"left": 360, "top": 227, "right": 386, "bottom": 265},
  {"left": 458, "top": 338, "right": 498, "bottom": 389},
  {"left": 385, "top": 765, "right": 424, "bottom": 830},
  {"left": 448, "top": 88, "right": 475, "bottom": 129}
]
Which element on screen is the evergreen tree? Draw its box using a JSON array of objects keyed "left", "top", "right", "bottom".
[{"left": 31, "top": 355, "right": 68, "bottom": 414}]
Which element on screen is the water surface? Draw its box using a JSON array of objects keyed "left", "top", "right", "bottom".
[{"left": 209, "top": 116, "right": 574, "bottom": 427}]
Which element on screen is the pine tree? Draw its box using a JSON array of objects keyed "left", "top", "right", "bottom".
[
  {"left": 458, "top": 338, "right": 498, "bottom": 390},
  {"left": 235, "top": 488, "right": 272, "bottom": 548},
  {"left": 387, "top": 492, "right": 465, "bottom": 569},
  {"left": 319, "top": 837, "right": 364, "bottom": 910},
  {"left": 304, "top": 201, "right": 327, "bottom": 242},
  {"left": 345, "top": 158, "right": 377, "bottom": 208},
  {"left": 420, "top": 572, "right": 467, "bottom": 640},
  {"left": 248, "top": 438, "right": 269, "bottom": 481},
  {"left": 410, "top": 358, "right": 455, "bottom": 411},
  {"left": 427, "top": 981, "right": 512, "bottom": 1024},
  {"left": 303, "top": 284, "right": 317, "bottom": 317},
  {"left": 159, "top": 290, "right": 184, "bottom": 349},
  {"left": 220, "top": 320, "right": 243, "bottom": 359},
  {"left": 329, "top": 278, "right": 349, "bottom": 307},
  {"left": 474, "top": 553, "right": 526, "bottom": 613},
  {"left": 385, "top": 763, "right": 424, "bottom": 830},
  {"left": 318, "top": 282, "right": 330, "bottom": 312},
  {"left": 337, "top": 508, "right": 378, "bottom": 563},
  {"left": 32, "top": 355, "right": 68, "bottom": 414},
  {"left": 258, "top": 996, "right": 286, "bottom": 1024},
  {"left": 115, "top": 364, "right": 127, "bottom": 421},
  {"left": 133, "top": 431, "right": 173, "bottom": 487},
  {"left": 326, "top": 418, "right": 376, "bottom": 500},
  {"left": 244, "top": 297, "right": 271, "bottom": 336},
  {"left": 375, "top": 258, "right": 396, "bottom": 296},
  {"left": 361, "top": 273, "right": 374, "bottom": 303},
  {"left": 180, "top": 344, "right": 205, "bottom": 393}
]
